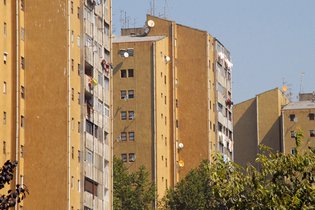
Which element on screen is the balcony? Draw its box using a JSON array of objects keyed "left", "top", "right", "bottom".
[
  {"left": 84, "top": 20, "right": 93, "bottom": 38},
  {"left": 86, "top": 132, "right": 94, "bottom": 151}
]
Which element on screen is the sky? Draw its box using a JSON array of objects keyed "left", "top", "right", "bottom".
[{"left": 112, "top": 0, "right": 315, "bottom": 103}]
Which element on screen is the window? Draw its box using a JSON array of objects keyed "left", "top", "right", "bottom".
[
  {"left": 121, "top": 90, "right": 127, "bottom": 99},
  {"left": 121, "top": 132, "right": 127, "bottom": 141},
  {"left": 20, "top": 145, "right": 24, "bottom": 158},
  {"left": 128, "top": 90, "right": 134, "bottom": 99},
  {"left": 128, "top": 69, "right": 134, "bottom": 77},
  {"left": 78, "top": 92, "right": 80, "bottom": 104},
  {"left": 4, "top": 22, "right": 7, "bottom": 36},
  {"left": 21, "top": 56, "right": 25, "bottom": 69},
  {"left": 121, "top": 69, "right": 127, "bottom": 78},
  {"left": 164, "top": 96, "right": 166, "bottom": 104},
  {"left": 165, "top": 158, "right": 167, "bottom": 167},
  {"left": 3, "top": 112, "right": 6, "bottom": 125},
  {"left": 121, "top": 153, "right": 127, "bottom": 162},
  {"left": 21, "top": 115, "right": 24, "bottom": 128},
  {"left": 3, "top": 141, "right": 6, "bottom": 154},
  {"left": 78, "top": 179, "right": 81, "bottom": 192},
  {"left": 289, "top": 114, "right": 296, "bottom": 122},
  {"left": 290, "top": 131, "right": 295, "bottom": 138},
  {"left": 71, "top": 146, "right": 74, "bottom": 159},
  {"left": 71, "top": 59, "right": 74, "bottom": 71},
  {"left": 78, "top": 121, "right": 80, "bottom": 133},
  {"left": 129, "top": 153, "right": 136, "bottom": 162},
  {"left": 310, "top": 130, "right": 315, "bottom": 137},
  {"left": 128, "top": 111, "right": 134, "bottom": 120},
  {"left": 77, "top": 63, "right": 80, "bottom": 75},
  {"left": 71, "top": 1, "right": 74, "bottom": 14},
  {"left": 3, "top": 81, "right": 7, "bottom": 94},
  {"left": 78, "top": 150, "right": 81, "bottom": 162},
  {"left": 176, "top": 120, "right": 179, "bottom": 128},
  {"left": 21, "top": 27, "right": 25, "bottom": 41},
  {"left": 121, "top": 111, "right": 127, "bottom": 120},
  {"left": 21, "top": 0, "right": 24, "bottom": 11},
  {"left": 21, "top": 86, "right": 25, "bottom": 99},
  {"left": 84, "top": 178, "right": 98, "bottom": 196},
  {"left": 164, "top": 75, "right": 166, "bottom": 84},
  {"left": 4, "top": 0, "right": 6, "bottom": 5},
  {"left": 129, "top": 132, "right": 135, "bottom": 141},
  {"left": 309, "top": 113, "right": 315, "bottom": 120}
]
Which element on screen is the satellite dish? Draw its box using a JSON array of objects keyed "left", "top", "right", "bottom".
[
  {"left": 282, "top": 85, "right": 288, "bottom": 92},
  {"left": 178, "top": 160, "right": 184, "bottom": 168},
  {"left": 147, "top": 20, "right": 155, "bottom": 28},
  {"left": 178, "top": 143, "right": 184, "bottom": 149},
  {"left": 164, "top": 56, "right": 171, "bottom": 63},
  {"left": 123, "top": 52, "right": 129, "bottom": 58}
]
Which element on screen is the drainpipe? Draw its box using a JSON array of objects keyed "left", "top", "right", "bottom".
[
  {"left": 171, "top": 22, "right": 176, "bottom": 185},
  {"left": 152, "top": 42, "right": 157, "bottom": 210},
  {"left": 15, "top": 0, "right": 19, "bottom": 209},
  {"left": 67, "top": 0, "right": 71, "bottom": 209}
]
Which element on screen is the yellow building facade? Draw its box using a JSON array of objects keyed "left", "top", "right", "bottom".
[
  {"left": 113, "top": 15, "right": 234, "bottom": 201},
  {"left": 282, "top": 96, "right": 315, "bottom": 155},
  {"left": 233, "top": 88, "right": 289, "bottom": 167},
  {"left": 1, "top": 0, "right": 113, "bottom": 209}
]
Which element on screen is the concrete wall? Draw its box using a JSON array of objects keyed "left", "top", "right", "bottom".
[
  {"left": 233, "top": 98, "right": 257, "bottom": 166},
  {"left": 25, "top": 0, "right": 69, "bottom": 209}
]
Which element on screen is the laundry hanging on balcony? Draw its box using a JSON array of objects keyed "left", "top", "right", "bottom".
[
  {"left": 225, "top": 98, "right": 233, "bottom": 108},
  {"left": 101, "top": 59, "right": 111, "bottom": 73},
  {"left": 88, "top": 77, "right": 98, "bottom": 88}
]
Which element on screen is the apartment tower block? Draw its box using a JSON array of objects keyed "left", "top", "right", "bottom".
[
  {"left": 113, "top": 15, "right": 234, "bottom": 199},
  {"left": 1, "top": 0, "right": 113, "bottom": 209}
]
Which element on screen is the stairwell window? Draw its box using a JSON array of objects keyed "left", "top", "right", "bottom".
[
  {"left": 21, "top": 0, "right": 24, "bottom": 11},
  {"left": 3, "top": 81, "right": 6, "bottom": 94},
  {"left": 309, "top": 113, "right": 314, "bottom": 120},
  {"left": 3, "top": 141, "right": 6, "bottom": 154},
  {"left": 290, "top": 131, "right": 295, "bottom": 138},
  {"left": 21, "top": 86, "right": 25, "bottom": 99},
  {"left": 310, "top": 130, "right": 315, "bottom": 137},
  {"left": 21, "top": 56, "right": 25, "bottom": 69},
  {"left": 3, "top": 112, "right": 6, "bottom": 125},
  {"left": 21, "top": 115, "right": 25, "bottom": 128}
]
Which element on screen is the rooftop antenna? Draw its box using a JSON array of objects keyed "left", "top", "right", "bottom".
[
  {"left": 299, "top": 71, "right": 305, "bottom": 94},
  {"left": 153, "top": 0, "right": 156, "bottom": 16}
]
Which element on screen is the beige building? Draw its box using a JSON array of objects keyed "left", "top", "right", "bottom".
[
  {"left": 113, "top": 15, "right": 234, "bottom": 200},
  {"left": 282, "top": 95, "right": 315, "bottom": 155},
  {"left": 233, "top": 88, "right": 289, "bottom": 167},
  {"left": 1, "top": 0, "right": 113, "bottom": 209}
]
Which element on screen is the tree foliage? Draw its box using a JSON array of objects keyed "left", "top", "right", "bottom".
[
  {"left": 162, "top": 133, "right": 315, "bottom": 210},
  {"left": 0, "top": 160, "right": 29, "bottom": 210},
  {"left": 113, "top": 156, "right": 155, "bottom": 210}
]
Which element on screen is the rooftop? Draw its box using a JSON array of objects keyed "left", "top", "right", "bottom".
[
  {"left": 283, "top": 100, "right": 315, "bottom": 110},
  {"left": 113, "top": 35, "right": 166, "bottom": 43}
]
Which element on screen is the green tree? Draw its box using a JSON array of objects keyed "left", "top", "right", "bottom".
[
  {"left": 162, "top": 131, "right": 315, "bottom": 209},
  {"left": 113, "top": 157, "right": 155, "bottom": 210},
  {"left": 0, "top": 160, "right": 29, "bottom": 210}
]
